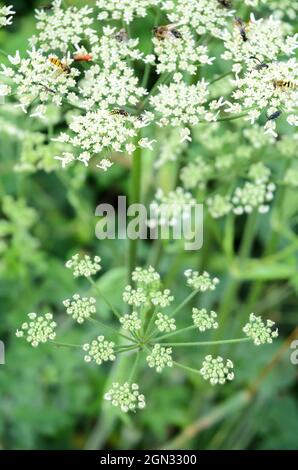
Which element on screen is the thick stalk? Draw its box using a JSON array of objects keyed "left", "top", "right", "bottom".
[{"left": 128, "top": 143, "right": 142, "bottom": 282}]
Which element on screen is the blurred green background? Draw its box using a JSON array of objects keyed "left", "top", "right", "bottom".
[{"left": 0, "top": 0, "right": 297, "bottom": 450}]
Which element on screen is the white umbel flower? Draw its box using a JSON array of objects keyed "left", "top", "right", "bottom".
[
  {"left": 222, "top": 15, "right": 298, "bottom": 71},
  {"left": 83, "top": 336, "right": 116, "bottom": 364},
  {"left": 146, "top": 344, "right": 173, "bottom": 373},
  {"left": 150, "top": 75, "right": 216, "bottom": 141},
  {"left": 155, "top": 313, "right": 176, "bottom": 333},
  {"left": 200, "top": 355, "right": 234, "bottom": 385},
  {"left": 54, "top": 109, "right": 153, "bottom": 167},
  {"left": 0, "top": 5, "right": 15, "bottom": 27},
  {"left": 232, "top": 181, "right": 276, "bottom": 215},
  {"left": 104, "top": 382, "right": 146, "bottom": 412},
  {"left": 243, "top": 313, "right": 278, "bottom": 345},
  {"left": 30, "top": 0, "right": 97, "bottom": 52},
  {"left": 153, "top": 25, "right": 214, "bottom": 75},
  {"left": 123, "top": 286, "right": 148, "bottom": 307},
  {"left": 162, "top": 0, "right": 234, "bottom": 39},
  {"left": 192, "top": 308, "right": 218, "bottom": 332},
  {"left": 65, "top": 253, "right": 101, "bottom": 278},
  {"left": 119, "top": 311, "right": 142, "bottom": 332},
  {"left": 63, "top": 294, "right": 96, "bottom": 324},
  {"left": 207, "top": 194, "right": 232, "bottom": 219},
  {"left": 132, "top": 266, "right": 161, "bottom": 288},
  {"left": 184, "top": 269, "right": 219, "bottom": 292},
  {"left": 16, "top": 312, "right": 56, "bottom": 347},
  {"left": 96, "top": 0, "right": 160, "bottom": 24},
  {"left": 0, "top": 48, "right": 79, "bottom": 116}
]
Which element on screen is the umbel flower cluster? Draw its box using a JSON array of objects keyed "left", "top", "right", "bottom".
[
  {"left": 2, "top": 0, "right": 297, "bottom": 173},
  {"left": 16, "top": 262, "right": 278, "bottom": 412}
]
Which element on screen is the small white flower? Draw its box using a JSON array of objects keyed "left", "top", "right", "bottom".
[
  {"left": 16, "top": 312, "right": 56, "bottom": 347},
  {"left": 146, "top": 344, "right": 173, "bottom": 373},
  {"left": 63, "top": 294, "right": 96, "bottom": 324},
  {"left": 119, "top": 311, "right": 142, "bottom": 332},
  {"left": 0, "top": 5, "right": 15, "bottom": 28},
  {"left": 200, "top": 355, "right": 234, "bottom": 385},
  {"left": 83, "top": 336, "right": 115, "bottom": 364},
  {"left": 104, "top": 382, "right": 146, "bottom": 412},
  {"left": 96, "top": 0, "right": 160, "bottom": 24},
  {"left": 155, "top": 313, "right": 176, "bottom": 333},
  {"left": 184, "top": 269, "right": 219, "bottom": 292},
  {"left": 207, "top": 194, "right": 232, "bottom": 219},
  {"left": 65, "top": 253, "right": 101, "bottom": 278},
  {"left": 192, "top": 308, "right": 218, "bottom": 332},
  {"left": 243, "top": 313, "right": 279, "bottom": 345}
]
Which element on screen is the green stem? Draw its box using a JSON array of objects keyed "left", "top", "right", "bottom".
[
  {"left": 152, "top": 325, "right": 198, "bottom": 342},
  {"left": 169, "top": 289, "right": 199, "bottom": 318},
  {"left": 160, "top": 338, "right": 251, "bottom": 347},
  {"left": 128, "top": 350, "right": 142, "bottom": 383},
  {"left": 209, "top": 71, "right": 232, "bottom": 85},
  {"left": 173, "top": 361, "right": 201, "bottom": 375},
  {"left": 128, "top": 143, "right": 142, "bottom": 282},
  {"left": 87, "top": 317, "right": 134, "bottom": 343},
  {"left": 0, "top": 48, "right": 8, "bottom": 58},
  {"left": 51, "top": 341, "right": 82, "bottom": 348},
  {"left": 87, "top": 277, "right": 122, "bottom": 320}
]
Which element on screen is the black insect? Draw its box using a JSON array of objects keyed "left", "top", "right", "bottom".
[
  {"left": 217, "top": 0, "right": 232, "bottom": 8},
  {"left": 266, "top": 110, "right": 282, "bottom": 121},
  {"left": 250, "top": 56, "right": 269, "bottom": 71}
]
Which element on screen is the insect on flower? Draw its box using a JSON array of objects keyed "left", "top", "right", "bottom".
[
  {"left": 73, "top": 53, "right": 93, "bottom": 62},
  {"left": 115, "top": 28, "right": 129, "bottom": 43},
  {"left": 217, "top": 0, "right": 232, "bottom": 8},
  {"left": 249, "top": 56, "right": 269, "bottom": 71},
  {"left": 273, "top": 80, "right": 297, "bottom": 90},
  {"left": 153, "top": 24, "right": 183, "bottom": 41},
  {"left": 234, "top": 17, "right": 250, "bottom": 42},
  {"left": 266, "top": 110, "right": 282, "bottom": 121},
  {"left": 49, "top": 56, "right": 71, "bottom": 74},
  {"left": 110, "top": 108, "right": 129, "bottom": 117}
]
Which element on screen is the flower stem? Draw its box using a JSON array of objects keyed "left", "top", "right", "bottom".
[
  {"left": 169, "top": 289, "right": 199, "bottom": 318},
  {"left": 209, "top": 71, "right": 232, "bottom": 85},
  {"left": 87, "top": 277, "right": 122, "bottom": 320},
  {"left": 152, "top": 325, "right": 198, "bottom": 342},
  {"left": 128, "top": 350, "right": 142, "bottom": 383},
  {"left": 159, "top": 337, "right": 251, "bottom": 347},
  {"left": 87, "top": 317, "right": 134, "bottom": 343},
  {"left": 51, "top": 340, "right": 82, "bottom": 348},
  {"left": 173, "top": 361, "right": 201, "bottom": 375},
  {"left": 128, "top": 143, "right": 142, "bottom": 282}
]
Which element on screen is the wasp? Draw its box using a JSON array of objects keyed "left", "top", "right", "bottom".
[
  {"left": 217, "top": 0, "right": 232, "bottom": 8},
  {"left": 115, "top": 28, "right": 129, "bottom": 43},
  {"left": 153, "top": 24, "right": 183, "bottom": 40},
  {"left": 234, "top": 17, "right": 249, "bottom": 42},
  {"left": 273, "top": 80, "right": 297, "bottom": 90},
  {"left": 73, "top": 53, "right": 93, "bottom": 62},
  {"left": 49, "top": 56, "right": 70, "bottom": 74},
  {"left": 266, "top": 110, "right": 282, "bottom": 121},
  {"left": 249, "top": 56, "right": 269, "bottom": 71},
  {"left": 110, "top": 108, "right": 129, "bottom": 117}
]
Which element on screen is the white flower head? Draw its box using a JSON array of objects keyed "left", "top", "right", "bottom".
[
  {"left": 30, "top": 0, "right": 97, "bottom": 52},
  {"left": 63, "top": 294, "right": 96, "bottom": 324},
  {"left": 148, "top": 187, "right": 196, "bottom": 228},
  {"left": 83, "top": 335, "right": 116, "bottom": 364},
  {"left": 119, "top": 311, "right": 142, "bottom": 332},
  {"left": 200, "top": 355, "right": 234, "bottom": 385},
  {"left": 207, "top": 194, "right": 232, "bottom": 219},
  {"left": 192, "top": 308, "right": 218, "bottom": 332},
  {"left": 104, "top": 382, "right": 146, "bottom": 412},
  {"left": 155, "top": 313, "right": 176, "bottom": 333},
  {"left": 146, "top": 344, "right": 173, "bottom": 373},
  {"left": 65, "top": 253, "right": 101, "bottom": 278},
  {"left": 243, "top": 313, "right": 278, "bottom": 345},
  {"left": 162, "top": 0, "right": 234, "bottom": 39},
  {"left": 16, "top": 312, "right": 56, "bottom": 347},
  {"left": 96, "top": 0, "right": 161, "bottom": 24},
  {"left": 232, "top": 181, "right": 276, "bottom": 215},
  {"left": 184, "top": 269, "right": 219, "bottom": 292}
]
